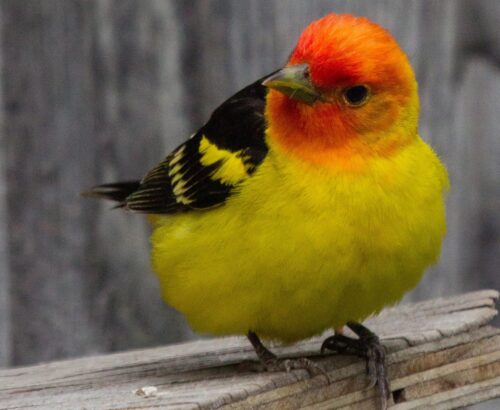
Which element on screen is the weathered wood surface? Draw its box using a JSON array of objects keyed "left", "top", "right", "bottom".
[
  {"left": 0, "top": 0, "right": 499, "bottom": 369},
  {"left": 0, "top": 290, "right": 498, "bottom": 409},
  {"left": 0, "top": 19, "right": 9, "bottom": 368}
]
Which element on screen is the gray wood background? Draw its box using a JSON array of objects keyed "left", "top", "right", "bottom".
[{"left": 0, "top": 0, "right": 498, "bottom": 369}]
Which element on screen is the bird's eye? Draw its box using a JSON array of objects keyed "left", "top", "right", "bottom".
[{"left": 343, "top": 85, "right": 369, "bottom": 106}]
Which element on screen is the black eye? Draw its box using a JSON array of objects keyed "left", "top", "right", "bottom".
[{"left": 343, "top": 85, "right": 369, "bottom": 106}]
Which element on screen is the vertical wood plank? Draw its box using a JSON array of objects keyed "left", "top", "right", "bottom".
[
  {"left": 2, "top": 0, "right": 104, "bottom": 365},
  {"left": 0, "top": 5, "right": 11, "bottom": 368},
  {"left": 448, "top": 57, "right": 500, "bottom": 298}
]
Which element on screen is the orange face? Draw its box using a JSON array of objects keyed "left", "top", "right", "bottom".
[{"left": 265, "top": 14, "right": 418, "bottom": 168}]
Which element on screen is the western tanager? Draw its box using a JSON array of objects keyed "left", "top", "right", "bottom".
[{"left": 86, "top": 13, "right": 448, "bottom": 408}]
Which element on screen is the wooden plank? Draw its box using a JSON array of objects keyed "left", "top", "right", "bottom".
[
  {"left": 223, "top": 328, "right": 500, "bottom": 410},
  {"left": 0, "top": 4, "right": 11, "bottom": 369},
  {"left": 443, "top": 56, "right": 500, "bottom": 313},
  {"left": 0, "top": 291, "right": 497, "bottom": 409},
  {"left": 1, "top": 0, "right": 107, "bottom": 366},
  {"left": 461, "top": 0, "right": 500, "bottom": 61}
]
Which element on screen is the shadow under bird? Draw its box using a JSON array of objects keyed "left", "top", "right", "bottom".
[{"left": 84, "top": 13, "right": 449, "bottom": 409}]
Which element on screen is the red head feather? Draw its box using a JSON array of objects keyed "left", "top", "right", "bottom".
[
  {"left": 290, "top": 14, "right": 409, "bottom": 89},
  {"left": 266, "top": 13, "right": 418, "bottom": 170}
]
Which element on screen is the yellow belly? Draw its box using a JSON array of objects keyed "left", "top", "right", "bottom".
[{"left": 151, "top": 137, "right": 448, "bottom": 342}]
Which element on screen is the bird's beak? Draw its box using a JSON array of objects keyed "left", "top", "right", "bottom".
[{"left": 262, "top": 64, "right": 321, "bottom": 105}]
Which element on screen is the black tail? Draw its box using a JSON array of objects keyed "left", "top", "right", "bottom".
[{"left": 81, "top": 181, "right": 141, "bottom": 204}]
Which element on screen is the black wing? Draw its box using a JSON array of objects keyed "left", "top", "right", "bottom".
[{"left": 87, "top": 74, "right": 271, "bottom": 214}]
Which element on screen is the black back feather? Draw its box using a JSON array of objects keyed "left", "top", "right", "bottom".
[{"left": 86, "top": 73, "right": 272, "bottom": 214}]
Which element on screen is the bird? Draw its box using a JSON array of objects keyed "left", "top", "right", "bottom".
[{"left": 85, "top": 13, "right": 449, "bottom": 408}]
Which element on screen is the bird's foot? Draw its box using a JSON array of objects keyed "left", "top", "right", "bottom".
[
  {"left": 321, "top": 322, "right": 390, "bottom": 409},
  {"left": 246, "top": 331, "right": 330, "bottom": 382}
]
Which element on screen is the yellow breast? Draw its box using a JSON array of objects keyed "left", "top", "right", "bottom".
[{"left": 151, "top": 136, "right": 448, "bottom": 342}]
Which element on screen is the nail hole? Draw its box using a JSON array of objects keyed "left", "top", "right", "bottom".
[{"left": 392, "top": 388, "right": 406, "bottom": 403}]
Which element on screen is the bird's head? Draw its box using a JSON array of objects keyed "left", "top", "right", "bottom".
[{"left": 263, "top": 13, "right": 419, "bottom": 169}]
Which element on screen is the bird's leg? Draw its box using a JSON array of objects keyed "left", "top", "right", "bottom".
[
  {"left": 247, "top": 331, "right": 328, "bottom": 380},
  {"left": 320, "top": 322, "right": 390, "bottom": 409}
]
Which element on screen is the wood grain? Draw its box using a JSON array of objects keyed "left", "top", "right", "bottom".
[
  {"left": 0, "top": 290, "right": 498, "bottom": 409},
  {"left": 0, "top": 4, "right": 11, "bottom": 368}
]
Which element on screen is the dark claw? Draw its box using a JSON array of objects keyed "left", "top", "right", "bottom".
[
  {"left": 321, "top": 322, "right": 390, "bottom": 410},
  {"left": 321, "top": 334, "right": 365, "bottom": 356},
  {"left": 365, "top": 341, "right": 389, "bottom": 409}
]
